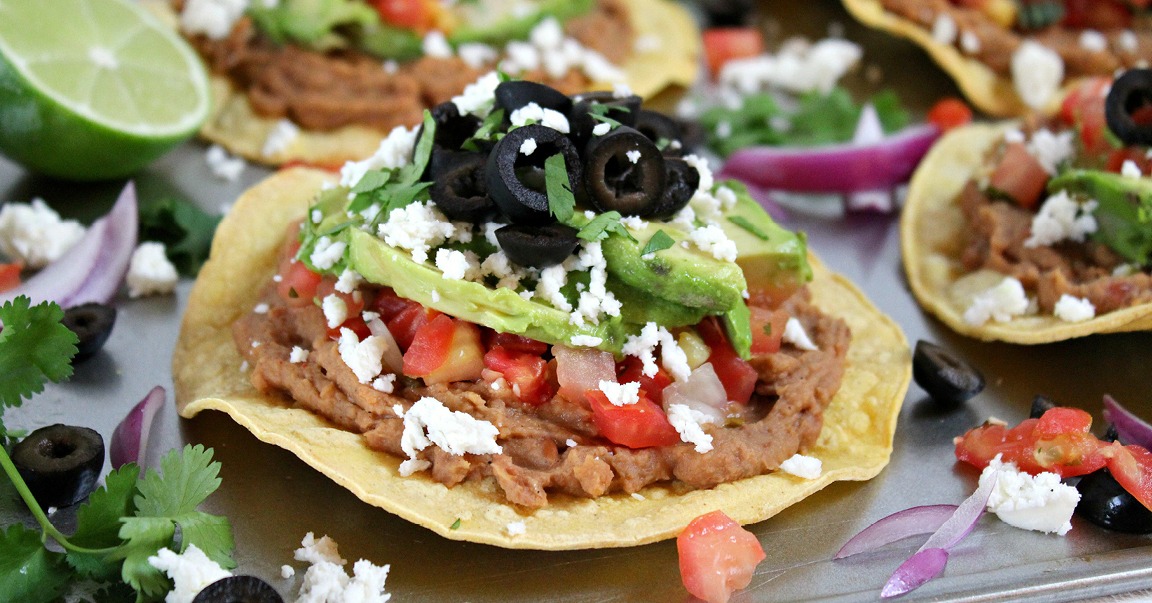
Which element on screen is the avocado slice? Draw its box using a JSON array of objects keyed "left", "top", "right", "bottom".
[
  {"left": 447, "top": 0, "right": 595, "bottom": 46},
  {"left": 1049, "top": 169, "right": 1152, "bottom": 266},
  {"left": 719, "top": 184, "right": 812, "bottom": 305}
]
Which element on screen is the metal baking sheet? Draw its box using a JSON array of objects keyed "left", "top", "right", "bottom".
[{"left": 2, "top": 1, "right": 1151, "bottom": 601}]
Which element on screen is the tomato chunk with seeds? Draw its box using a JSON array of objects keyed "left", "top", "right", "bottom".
[
  {"left": 403, "top": 314, "right": 484, "bottom": 383},
  {"left": 748, "top": 307, "right": 787, "bottom": 356},
  {"left": 484, "top": 346, "right": 556, "bottom": 405},
  {"left": 678, "top": 510, "right": 766, "bottom": 603},
  {"left": 988, "top": 143, "right": 1049, "bottom": 210},
  {"left": 696, "top": 317, "right": 757, "bottom": 404},
  {"left": 0, "top": 262, "right": 22, "bottom": 293},
  {"left": 586, "top": 389, "right": 680, "bottom": 449},
  {"left": 616, "top": 356, "right": 673, "bottom": 404}
]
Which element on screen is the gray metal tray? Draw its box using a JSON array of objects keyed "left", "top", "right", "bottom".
[{"left": 2, "top": 0, "right": 1150, "bottom": 600}]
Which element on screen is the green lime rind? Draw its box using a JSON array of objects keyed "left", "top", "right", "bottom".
[{"left": 0, "top": 0, "right": 210, "bottom": 180}]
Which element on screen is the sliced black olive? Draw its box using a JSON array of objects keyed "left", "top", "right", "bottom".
[
  {"left": 193, "top": 576, "right": 284, "bottom": 603},
  {"left": 912, "top": 340, "right": 985, "bottom": 405},
  {"left": 62, "top": 302, "right": 116, "bottom": 362},
  {"left": 697, "top": 0, "right": 755, "bottom": 26},
  {"left": 429, "top": 149, "right": 495, "bottom": 222},
  {"left": 567, "top": 91, "right": 643, "bottom": 148},
  {"left": 1029, "top": 395, "right": 1058, "bottom": 419},
  {"left": 495, "top": 223, "right": 580, "bottom": 268},
  {"left": 495, "top": 80, "right": 573, "bottom": 115},
  {"left": 1015, "top": 0, "right": 1064, "bottom": 30},
  {"left": 1075, "top": 469, "right": 1152, "bottom": 534},
  {"left": 486, "top": 124, "right": 581, "bottom": 225},
  {"left": 1105, "top": 69, "right": 1152, "bottom": 146},
  {"left": 583, "top": 126, "right": 667, "bottom": 216},
  {"left": 634, "top": 109, "right": 683, "bottom": 154},
  {"left": 427, "top": 101, "right": 482, "bottom": 152},
  {"left": 12, "top": 424, "right": 104, "bottom": 508},
  {"left": 1103, "top": 423, "right": 1120, "bottom": 443},
  {"left": 645, "top": 157, "right": 699, "bottom": 219}
]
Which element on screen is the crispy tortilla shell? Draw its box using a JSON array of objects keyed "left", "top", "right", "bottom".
[
  {"left": 173, "top": 168, "right": 910, "bottom": 550},
  {"left": 170, "top": 0, "right": 699, "bottom": 165},
  {"left": 901, "top": 123, "right": 1152, "bottom": 343},
  {"left": 840, "top": 0, "right": 1071, "bottom": 117}
]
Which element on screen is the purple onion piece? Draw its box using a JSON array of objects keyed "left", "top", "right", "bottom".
[
  {"left": 834, "top": 504, "right": 958, "bottom": 559},
  {"left": 920, "top": 467, "right": 998, "bottom": 551},
  {"left": 881, "top": 548, "right": 949, "bottom": 599},
  {"left": 0, "top": 182, "right": 138, "bottom": 308},
  {"left": 1103, "top": 395, "right": 1152, "bottom": 450},
  {"left": 717, "top": 124, "right": 940, "bottom": 195},
  {"left": 110, "top": 385, "right": 166, "bottom": 468}
]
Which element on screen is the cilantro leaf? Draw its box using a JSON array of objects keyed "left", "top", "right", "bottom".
[
  {"left": 400, "top": 110, "right": 437, "bottom": 186},
  {"left": 0, "top": 523, "right": 71, "bottom": 603},
  {"left": 139, "top": 198, "right": 223, "bottom": 277},
  {"left": 641, "top": 230, "right": 675, "bottom": 255},
  {"left": 135, "top": 444, "right": 222, "bottom": 518},
  {"left": 578, "top": 211, "right": 636, "bottom": 243},
  {"left": 462, "top": 108, "right": 506, "bottom": 152},
  {"left": 351, "top": 170, "right": 392, "bottom": 194},
  {"left": 116, "top": 516, "right": 176, "bottom": 597},
  {"left": 727, "top": 216, "right": 770, "bottom": 240},
  {"left": 545, "top": 153, "right": 576, "bottom": 223},
  {"left": 0, "top": 297, "right": 78, "bottom": 433},
  {"left": 66, "top": 464, "right": 140, "bottom": 580}
]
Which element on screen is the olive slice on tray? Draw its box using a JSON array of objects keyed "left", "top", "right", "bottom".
[
  {"left": 583, "top": 126, "right": 667, "bottom": 216},
  {"left": 486, "top": 124, "right": 582, "bottom": 225},
  {"left": 12, "top": 424, "right": 105, "bottom": 508},
  {"left": 62, "top": 302, "right": 116, "bottom": 362},
  {"left": 495, "top": 80, "right": 573, "bottom": 115},
  {"left": 1105, "top": 69, "right": 1152, "bottom": 146},
  {"left": 911, "top": 340, "right": 985, "bottom": 405},
  {"left": 634, "top": 109, "right": 683, "bottom": 154},
  {"left": 1075, "top": 469, "right": 1152, "bottom": 534},
  {"left": 429, "top": 149, "right": 495, "bottom": 222},
  {"left": 427, "top": 101, "right": 482, "bottom": 152},
  {"left": 645, "top": 157, "right": 700, "bottom": 219},
  {"left": 495, "top": 223, "right": 580, "bottom": 268},
  {"left": 193, "top": 576, "right": 284, "bottom": 603}
]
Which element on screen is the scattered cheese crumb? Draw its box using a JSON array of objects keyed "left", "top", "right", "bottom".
[
  {"left": 262, "top": 119, "right": 300, "bottom": 158},
  {"left": 205, "top": 144, "right": 245, "bottom": 181},
  {"left": 1024, "top": 190, "right": 1097, "bottom": 248},
  {"left": 506, "top": 521, "right": 527, "bottom": 536},
  {"left": 0, "top": 198, "right": 86, "bottom": 268},
  {"left": 569, "top": 335, "right": 603, "bottom": 347},
  {"left": 281, "top": 565, "right": 295, "bottom": 579},
  {"left": 1011, "top": 41, "right": 1064, "bottom": 110},
  {"left": 979, "top": 455, "right": 1080, "bottom": 535},
  {"left": 625, "top": 149, "right": 641, "bottom": 164},
  {"left": 779, "top": 453, "right": 823, "bottom": 479},
  {"left": 293, "top": 533, "right": 391, "bottom": 603},
  {"left": 782, "top": 318, "right": 818, "bottom": 351},
  {"left": 598, "top": 380, "right": 640, "bottom": 406},
  {"left": 254, "top": 303, "right": 270, "bottom": 314},
  {"left": 666, "top": 403, "right": 714, "bottom": 453},
  {"left": 127, "top": 242, "right": 179, "bottom": 298},
  {"left": 309, "top": 236, "right": 347, "bottom": 271},
  {"left": 964, "top": 277, "right": 1031, "bottom": 326},
  {"left": 1053, "top": 294, "right": 1095, "bottom": 322},
  {"left": 290, "top": 346, "right": 309, "bottom": 363},
  {"left": 148, "top": 544, "right": 232, "bottom": 603},
  {"left": 179, "top": 0, "right": 246, "bottom": 39},
  {"left": 519, "top": 137, "right": 538, "bottom": 155},
  {"left": 322, "top": 294, "right": 349, "bottom": 329},
  {"left": 399, "top": 397, "right": 502, "bottom": 476},
  {"left": 592, "top": 122, "right": 611, "bottom": 136}
]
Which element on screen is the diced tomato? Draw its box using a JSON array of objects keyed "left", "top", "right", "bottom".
[
  {"left": 403, "top": 314, "right": 485, "bottom": 383},
  {"left": 586, "top": 389, "right": 681, "bottom": 449},
  {"left": 276, "top": 259, "right": 323, "bottom": 308},
  {"left": 617, "top": 356, "right": 673, "bottom": 405},
  {"left": 927, "top": 98, "right": 973, "bottom": 132},
  {"left": 484, "top": 330, "right": 550, "bottom": 356},
  {"left": 0, "top": 262, "right": 22, "bottom": 293},
  {"left": 695, "top": 318, "right": 757, "bottom": 404},
  {"left": 370, "top": 287, "right": 416, "bottom": 322},
  {"left": 1059, "top": 76, "right": 1112, "bottom": 156},
  {"left": 954, "top": 407, "right": 1152, "bottom": 511},
  {"left": 1061, "top": 0, "right": 1132, "bottom": 30},
  {"left": 677, "top": 510, "right": 766, "bottom": 603},
  {"left": 1106, "top": 147, "right": 1152, "bottom": 175},
  {"left": 387, "top": 303, "right": 442, "bottom": 351},
  {"left": 748, "top": 307, "right": 787, "bottom": 356},
  {"left": 988, "top": 142, "right": 1049, "bottom": 210},
  {"left": 702, "top": 28, "right": 764, "bottom": 78},
  {"left": 370, "top": 0, "right": 434, "bottom": 30},
  {"left": 484, "top": 346, "right": 557, "bottom": 406}
]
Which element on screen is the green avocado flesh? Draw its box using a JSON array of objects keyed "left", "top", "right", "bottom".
[
  {"left": 1049, "top": 169, "right": 1152, "bottom": 266},
  {"left": 340, "top": 186, "right": 809, "bottom": 358},
  {"left": 447, "top": 0, "right": 595, "bottom": 46}
]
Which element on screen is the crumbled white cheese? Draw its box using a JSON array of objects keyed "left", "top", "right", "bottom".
[
  {"left": 457, "top": 43, "right": 498, "bottom": 69},
  {"left": 1079, "top": 30, "right": 1108, "bottom": 53},
  {"left": 309, "top": 236, "right": 347, "bottom": 270},
  {"left": 322, "top": 294, "right": 349, "bottom": 329},
  {"left": 959, "top": 30, "right": 981, "bottom": 54},
  {"left": 0, "top": 198, "right": 85, "bottom": 268},
  {"left": 1053, "top": 294, "right": 1095, "bottom": 322},
  {"left": 506, "top": 521, "right": 527, "bottom": 536},
  {"left": 293, "top": 533, "right": 391, "bottom": 603},
  {"left": 148, "top": 544, "right": 232, "bottom": 603},
  {"left": 398, "top": 397, "right": 502, "bottom": 476},
  {"left": 281, "top": 565, "right": 296, "bottom": 579},
  {"left": 666, "top": 403, "right": 714, "bottom": 453},
  {"left": 625, "top": 149, "right": 641, "bottom": 164},
  {"left": 435, "top": 248, "right": 478, "bottom": 281},
  {"left": 569, "top": 335, "right": 603, "bottom": 347},
  {"left": 1120, "top": 30, "right": 1140, "bottom": 53},
  {"left": 1024, "top": 190, "right": 1097, "bottom": 248},
  {"left": 179, "top": 0, "right": 245, "bottom": 39},
  {"left": 963, "top": 277, "right": 1031, "bottom": 326},
  {"left": 378, "top": 201, "right": 457, "bottom": 264},
  {"left": 718, "top": 37, "right": 861, "bottom": 95},
  {"left": 1026, "top": 129, "right": 1076, "bottom": 175},
  {"left": 262, "top": 119, "right": 300, "bottom": 158},
  {"left": 931, "top": 14, "right": 957, "bottom": 45},
  {"left": 1122, "top": 160, "right": 1143, "bottom": 178},
  {"left": 340, "top": 125, "right": 419, "bottom": 188},
  {"left": 621, "top": 322, "right": 690, "bottom": 381},
  {"left": 422, "top": 31, "right": 453, "bottom": 58},
  {"left": 779, "top": 453, "right": 822, "bottom": 479},
  {"left": 289, "top": 346, "right": 309, "bottom": 363},
  {"left": 519, "top": 137, "right": 537, "bottom": 155},
  {"left": 782, "top": 318, "right": 818, "bottom": 351},
  {"left": 688, "top": 224, "right": 738, "bottom": 262},
  {"left": 335, "top": 268, "right": 364, "bottom": 294},
  {"left": 1011, "top": 41, "right": 1065, "bottom": 110},
  {"left": 979, "top": 455, "right": 1080, "bottom": 535},
  {"left": 253, "top": 303, "right": 269, "bottom": 314},
  {"left": 509, "top": 102, "right": 571, "bottom": 133},
  {"left": 127, "top": 242, "right": 179, "bottom": 298},
  {"left": 598, "top": 380, "right": 640, "bottom": 406},
  {"left": 452, "top": 71, "right": 502, "bottom": 117},
  {"left": 372, "top": 373, "right": 397, "bottom": 394},
  {"left": 205, "top": 144, "right": 245, "bottom": 181},
  {"left": 337, "top": 328, "right": 388, "bottom": 384}
]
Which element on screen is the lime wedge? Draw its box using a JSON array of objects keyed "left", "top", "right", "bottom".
[{"left": 0, "top": 0, "right": 210, "bottom": 180}]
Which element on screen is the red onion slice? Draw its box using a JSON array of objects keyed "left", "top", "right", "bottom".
[
  {"left": 110, "top": 385, "right": 166, "bottom": 468},
  {"left": 717, "top": 124, "right": 940, "bottom": 195},
  {"left": 1103, "top": 394, "right": 1152, "bottom": 450},
  {"left": 0, "top": 182, "right": 138, "bottom": 308},
  {"left": 880, "top": 548, "right": 949, "bottom": 599},
  {"left": 834, "top": 504, "right": 958, "bottom": 559}
]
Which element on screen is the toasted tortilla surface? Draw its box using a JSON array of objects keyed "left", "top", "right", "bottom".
[
  {"left": 173, "top": 168, "right": 910, "bottom": 550},
  {"left": 162, "top": 0, "right": 699, "bottom": 165},
  {"left": 901, "top": 123, "right": 1152, "bottom": 343}
]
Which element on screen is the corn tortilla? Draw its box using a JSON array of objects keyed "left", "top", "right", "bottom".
[
  {"left": 173, "top": 168, "right": 910, "bottom": 550},
  {"left": 901, "top": 123, "right": 1152, "bottom": 343},
  {"left": 156, "top": 0, "right": 699, "bottom": 165}
]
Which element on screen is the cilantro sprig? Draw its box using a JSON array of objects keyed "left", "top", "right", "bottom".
[
  {"left": 138, "top": 198, "right": 222, "bottom": 277},
  {"left": 0, "top": 297, "right": 77, "bottom": 438}
]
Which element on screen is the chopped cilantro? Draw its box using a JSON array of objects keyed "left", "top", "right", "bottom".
[
  {"left": 727, "top": 216, "right": 770, "bottom": 241},
  {"left": 450, "top": 518, "right": 462, "bottom": 530},
  {"left": 641, "top": 230, "right": 675, "bottom": 255},
  {"left": 545, "top": 153, "right": 576, "bottom": 223},
  {"left": 763, "top": 323, "right": 773, "bottom": 336},
  {"left": 589, "top": 112, "right": 623, "bottom": 129},
  {"left": 462, "top": 108, "right": 506, "bottom": 152},
  {"left": 139, "top": 198, "right": 223, "bottom": 277},
  {"left": 0, "top": 297, "right": 77, "bottom": 436},
  {"left": 578, "top": 211, "right": 636, "bottom": 243}
]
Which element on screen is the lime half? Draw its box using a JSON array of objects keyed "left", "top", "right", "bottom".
[{"left": 0, "top": 0, "right": 210, "bottom": 180}]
